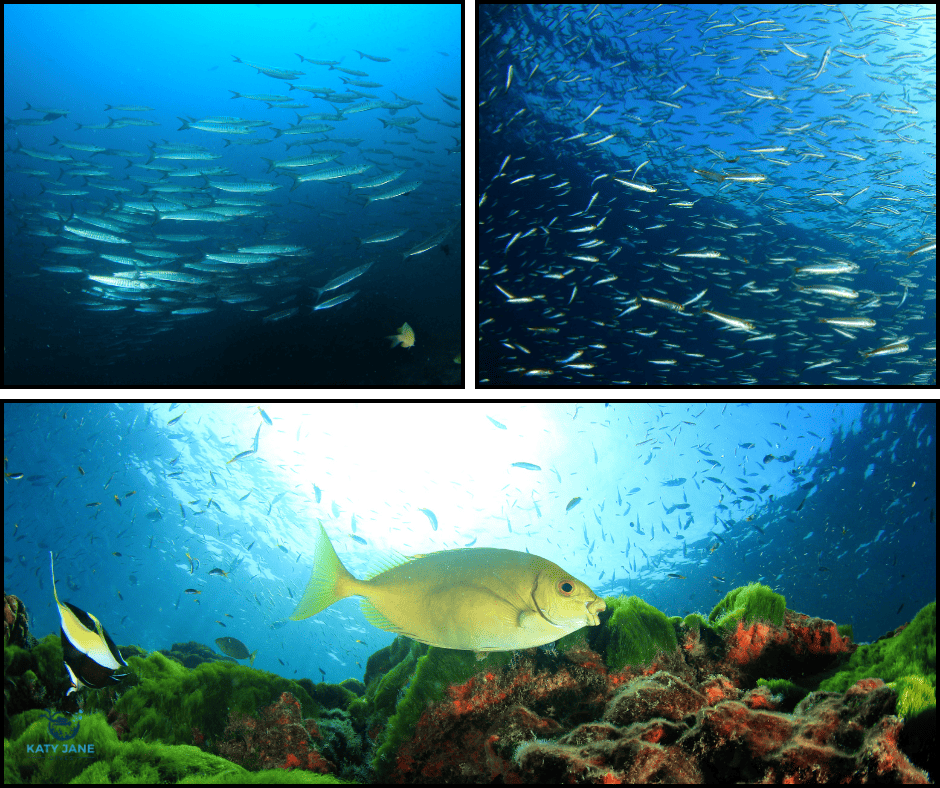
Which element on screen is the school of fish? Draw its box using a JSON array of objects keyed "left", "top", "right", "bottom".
[
  {"left": 478, "top": 5, "right": 935, "bottom": 385},
  {"left": 6, "top": 41, "right": 459, "bottom": 361}
]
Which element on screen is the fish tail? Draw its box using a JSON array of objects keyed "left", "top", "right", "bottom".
[{"left": 289, "top": 520, "right": 357, "bottom": 621}]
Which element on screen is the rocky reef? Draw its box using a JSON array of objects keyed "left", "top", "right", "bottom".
[{"left": 4, "top": 584, "right": 934, "bottom": 783}]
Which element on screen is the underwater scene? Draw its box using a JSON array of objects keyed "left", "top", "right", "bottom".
[
  {"left": 3, "top": 402, "right": 936, "bottom": 783},
  {"left": 478, "top": 5, "right": 936, "bottom": 386},
  {"left": 4, "top": 5, "right": 462, "bottom": 386}
]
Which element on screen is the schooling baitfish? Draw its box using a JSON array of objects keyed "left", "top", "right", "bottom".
[{"left": 290, "top": 521, "right": 606, "bottom": 653}]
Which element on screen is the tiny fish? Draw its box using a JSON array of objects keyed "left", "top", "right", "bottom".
[
  {"left": 351, "top": 535, "right": 367, "bottom": 545},
  {"left": 418, "top": 508, "right": 438, "bottom": 530},
  {"left": 512, "top": 462, "right": 541, "bottom": 470},
  {"left": 566, "top": 497, "right": 582, "bottom": 512}
]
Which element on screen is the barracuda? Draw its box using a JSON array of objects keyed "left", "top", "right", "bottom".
[
  {"left": 290, "top": 163, "right": 374, "bottom": 190},
  {"left": 356, "top": 228, "right": 408, "bottom": 248},
  {"left": 353, "top": 169, "right": 406, "bottom": 189},
  {"left": 63, "top": 226, "right": 129, "bottom": 244},
  {"left": 87, "top": 274, "right": 153, "bottom": 290},
  {"left": 314, "top": 263, "right": 373, "bottom": 299},
  {"left": 313, "top": 290, "right": 359, "bottom": 311},
  {"left": 365, "top": 180, "right": 423, "bottom": 204}
]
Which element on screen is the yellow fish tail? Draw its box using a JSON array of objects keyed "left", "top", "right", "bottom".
[{"left": 289, "top": 521, "right": 358, "bottom": 620}]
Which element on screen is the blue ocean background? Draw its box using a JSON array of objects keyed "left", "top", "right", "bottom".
[
  {"left": 3, "top": 402, "right": 934, "bottom": 688},
  {"left": 4, "top": 5, "right": 461, "bottom": 386},
  {"left": 478, "top": 5, "right": 935, "bottom": 386}
]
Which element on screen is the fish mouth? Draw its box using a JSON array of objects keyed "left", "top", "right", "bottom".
[{"left": 586, "top": 596, "right": 606, "bottom": 625}]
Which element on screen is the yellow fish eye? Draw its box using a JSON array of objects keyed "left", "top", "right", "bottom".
[{"left": 557, "top": 580, "right": 575, "bottom": 595}]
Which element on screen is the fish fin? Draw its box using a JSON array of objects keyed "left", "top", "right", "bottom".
[
  {"left": 359, "top": 598, "right": 402, "bottom": 634},
  {"left": 289, "top": 521, "right": 357, "bottom": 620},
  {"left": 50, "top": 551, "right": 61, "bottom": 606},
  {"left": 362, "top": 549, "right": 414, "bottom": 580}
]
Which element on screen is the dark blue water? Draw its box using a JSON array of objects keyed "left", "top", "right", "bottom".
[
  {"left": 478, "top": 5, "right": 936, "bottom": 386},
  {"left": 4, "top": 5, "right": 462, "bottom": 385}
]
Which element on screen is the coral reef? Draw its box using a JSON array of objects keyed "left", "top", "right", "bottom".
[
  {"left": 159, "top": 640, "right": 231, "bottom": 669},
  {"left": 383, "top": 589, "right": 934, "bottom": 783},
  {"left": 819, "top": 602, "right": 936, "bottom": 693},
  {"left": 91, "top": 651, "right": 322, "bottom": 747},
  {"left": 592, "top": 594, "right": 678, "bottom": 670},
  {"left": 4, "top": 594, "right": 34, "bottom": 650},
  {"left": 4, "top": 583, "right": 934, "bottom": 783},
  {"left": 3, "top": 711, "right": 346, "bottom": 784},
  {"left": 214, "top": 691, "right": 333, "bottom": 773}
]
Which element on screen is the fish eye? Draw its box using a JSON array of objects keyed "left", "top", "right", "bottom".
[{"left": 557, "top": 580, "right": 575, "bottom": 596}]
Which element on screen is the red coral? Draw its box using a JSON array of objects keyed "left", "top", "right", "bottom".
[
  {"left": 394, "top": 649, "right": 608, "bottom": 783},
  {"left": 727, "top": 620, "right": 776, "bottom": 664},
  {"left": 214, "top": 691, "right": 332, "bottom": 774},
  {"left": 389, "top": 608, "right": 926, "bottom": 783}
]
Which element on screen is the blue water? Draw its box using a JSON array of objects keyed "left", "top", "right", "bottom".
[
  {"left": 478, "top": 5, "right": 936, "bottom": 386},
  {"left": 4, "top": 5, "right": 462, "bottom": 385},
  {"left": 3, "top": 402, "right": 934, "bottom": 689}
]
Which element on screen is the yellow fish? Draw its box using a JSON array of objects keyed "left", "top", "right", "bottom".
[
  {"left": 386, "top": 322, "right": 415, "bottom": 349},
  {"left": 290, "top": 521, "right": 606, "bottom": 653}
]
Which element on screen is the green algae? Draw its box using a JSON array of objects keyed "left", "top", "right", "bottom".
[{"left": 708, "top": 582, "right": 786, "bottom": 631}]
